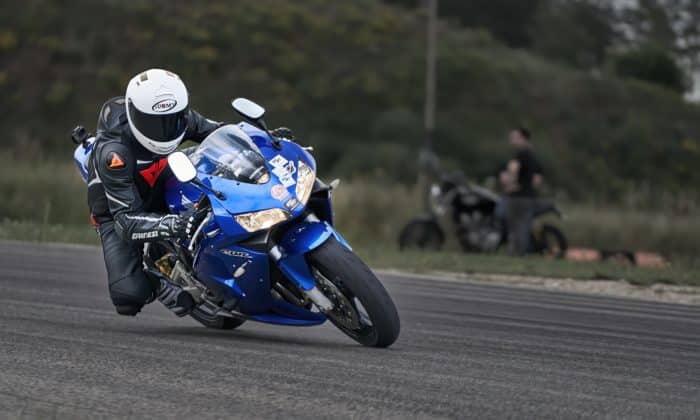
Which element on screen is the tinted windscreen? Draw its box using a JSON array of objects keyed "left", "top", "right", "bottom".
[
  {"left": 189, "top": 125, "right": 269, "bottom": 184},
  {"left": 128, "top": 101, "right": 188, "bottom": 142}
]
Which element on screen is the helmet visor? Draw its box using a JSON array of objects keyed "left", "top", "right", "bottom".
[{"left": 128, "top": 100, "right": 188, "bottom": 143}]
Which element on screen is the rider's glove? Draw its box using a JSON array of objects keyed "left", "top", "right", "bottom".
[
  {"left": 270, "top": 126, "right": 294, "bottom": 140},
  {"left": 161, "top": 207, "right": 209, "bottom": 241}
]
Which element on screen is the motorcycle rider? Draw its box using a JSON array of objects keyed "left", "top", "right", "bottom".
[{"left": 87, "top": 68, "right": 222, "bottom": 317}]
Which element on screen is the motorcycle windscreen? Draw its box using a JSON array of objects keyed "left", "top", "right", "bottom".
[{"left": 189, "top": 125, "right": 270, "bottom": 184}]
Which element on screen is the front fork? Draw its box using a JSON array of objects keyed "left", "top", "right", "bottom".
[{"left": 268, "top": 213, "right": 351, "bottom": 311}]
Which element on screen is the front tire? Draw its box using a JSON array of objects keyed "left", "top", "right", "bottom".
[{"left": 308, "top": 238, "right": 400, "bottom": 348}]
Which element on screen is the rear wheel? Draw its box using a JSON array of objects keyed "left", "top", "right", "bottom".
[
  {"left": 398, "top": 219, "right": 444, "bottom": 251},
  {"left": 190, "top": 307, "right": 246, "bottom": 330},
  {"left": 308, "top": 238, "right": 400, "bottom": 347},
  {"left": 536, "top": 224, "right": 567, "bottom": 258}
]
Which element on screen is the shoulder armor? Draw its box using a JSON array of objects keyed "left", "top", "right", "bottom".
[{"left": 96, "top": 96, "right": 128, "bottom": 136}]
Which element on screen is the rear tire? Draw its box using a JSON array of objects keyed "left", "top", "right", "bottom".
[
  {"left": 308, "top": 238, "right": 400, "bottom": 348},
  {"left": 190, "top": 307, "right": 246, "bottom": 330},
  {"left": 398, "top": 218, "right": 444, "bottom": 251},
  {"left": 538, "top": 224, "right": 567, "bottom": 258}
]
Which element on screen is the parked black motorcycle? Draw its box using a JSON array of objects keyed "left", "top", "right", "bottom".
[{"left": 398, "top": 172, "right": 567, "bottom": 257}]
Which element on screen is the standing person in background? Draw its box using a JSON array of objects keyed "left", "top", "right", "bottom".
[{"left": 499, "top": 127, "right": 544, "bottom": 255}]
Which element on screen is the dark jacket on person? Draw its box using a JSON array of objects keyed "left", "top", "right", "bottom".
[{"left": 510, "top": 148, "right": 543, "bottom": 198}]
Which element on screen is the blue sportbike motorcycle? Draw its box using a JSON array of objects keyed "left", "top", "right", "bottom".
[{"left": 73, "top": 98, "right": 400, "bottom": 347}]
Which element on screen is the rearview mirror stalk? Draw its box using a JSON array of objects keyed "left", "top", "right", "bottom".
[
  {"left": 257, "top": 118, "right": 282, "bottom": 150},
  {"left": 168, "top": 151, "right": 226, "bottom": 200},
  {"left": 192, "top": 178, "right": 227, "bottom": 201}
]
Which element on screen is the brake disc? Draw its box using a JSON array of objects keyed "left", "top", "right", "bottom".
[{"left": 312, "top": 269, "right": 361, "bottom": 331}]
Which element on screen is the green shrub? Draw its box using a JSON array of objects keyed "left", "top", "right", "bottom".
[{"left": 614, "top": 44, "right": 687, "bottom": 93}]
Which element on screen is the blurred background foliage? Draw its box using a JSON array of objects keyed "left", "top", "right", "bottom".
[
  {"left": 0, "top": 0, "right": 698, "bottom": 260},
  {"left": 2, "top": 0, "right": 699, "bottom": 204}
]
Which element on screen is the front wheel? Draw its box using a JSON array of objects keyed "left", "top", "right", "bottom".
[{"left": 307, "top": 238, "right": 400, "bottom": 348}]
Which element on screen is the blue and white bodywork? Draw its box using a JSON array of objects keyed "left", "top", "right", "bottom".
[
  {"left": 74, "top": 122, "right": 347, "bottom": 326},
  {"left": 165, "top": 122, "right": 350, "bottom": 326},
  {"left": 72, "top": 97, "right": 399, "bottom": 347}
]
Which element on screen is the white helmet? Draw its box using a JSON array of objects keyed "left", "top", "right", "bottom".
[{"left": 125, "top": 68, "right": 189, "bottom": 155}]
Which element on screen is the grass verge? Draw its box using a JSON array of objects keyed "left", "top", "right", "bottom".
[
  {"left": 356, "top": 246, "right": 700, "bottom": 287},
  {"left": 0, "top": 219, "right": 98, "bottom": 245}
]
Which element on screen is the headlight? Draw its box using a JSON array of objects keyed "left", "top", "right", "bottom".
[
  {"left": 235, "top": 208, "right": 290, "bottom": 232},
  {"left": 295, "top": 160, "right": 316, "bottom": 204}
]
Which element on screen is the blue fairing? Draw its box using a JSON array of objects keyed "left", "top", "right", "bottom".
[
  {"left": 275, "top": 220, "right": 351, "bottom": 291},
  {"left": 165, "top": 123, "right": 315, "bottom": 241},
  {"left": 192, "top": 232, "right": 326, "bottom": 326},
  {"left": 162, "top": 122, "right": 348, "bottom": 326}
]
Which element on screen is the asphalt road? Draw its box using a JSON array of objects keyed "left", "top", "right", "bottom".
[{"left": 0, "top": 241, "right": 699, "bottom": 419}]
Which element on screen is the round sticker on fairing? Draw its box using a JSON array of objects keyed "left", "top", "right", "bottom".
[
  {"left": 271, "top": 184, "right": 288, "bottom": 200},
  {"left": 152, "top": 98, "right": 178, "bottom": 112}
]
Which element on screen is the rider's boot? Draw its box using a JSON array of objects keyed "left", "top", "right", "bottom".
[
  {"left": 156, "top": 277, "right": 195, "bottom": 317},
  {"left": 145, "top": 268, "right": 195, "bottom": 317}
]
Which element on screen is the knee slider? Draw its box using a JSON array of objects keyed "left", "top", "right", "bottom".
[
  {"left": 109, "top": 286, "right": 151, "bottom": 316},
  {"left": 109, "top": 274, "right": 155, "bottom": 305},
  {"left": 114, "top": 303, "right": 142, "bottom": 316}
]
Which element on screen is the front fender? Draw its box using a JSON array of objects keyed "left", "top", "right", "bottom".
[{"left": 273, "top": 219, "right": 351, "bottom": 291}]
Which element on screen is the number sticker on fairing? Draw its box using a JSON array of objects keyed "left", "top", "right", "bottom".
[{"left": 268, "top": 155, "right": 296, "bottom": 187}]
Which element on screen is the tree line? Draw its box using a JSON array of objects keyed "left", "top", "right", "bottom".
[
  {"left": 387, "top": 0, "right": 697, "bottom": 94},
  {"left": 1, "top": 0, "right": 699, "bottom": 207}
]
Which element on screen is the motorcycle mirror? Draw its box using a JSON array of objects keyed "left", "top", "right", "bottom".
[
  {"left": 168, "top": 152, "right": 197, "bottom": 183},
  {"left": 231, "top": 97, "right": 266, "bottom": 121},
  {"left": 231, "top": 97, "right": 281, "bottom": 149}
]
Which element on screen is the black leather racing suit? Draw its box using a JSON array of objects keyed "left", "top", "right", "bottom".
[{"left": 87, "top": 97, "right": 220, "bottom": 315}]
